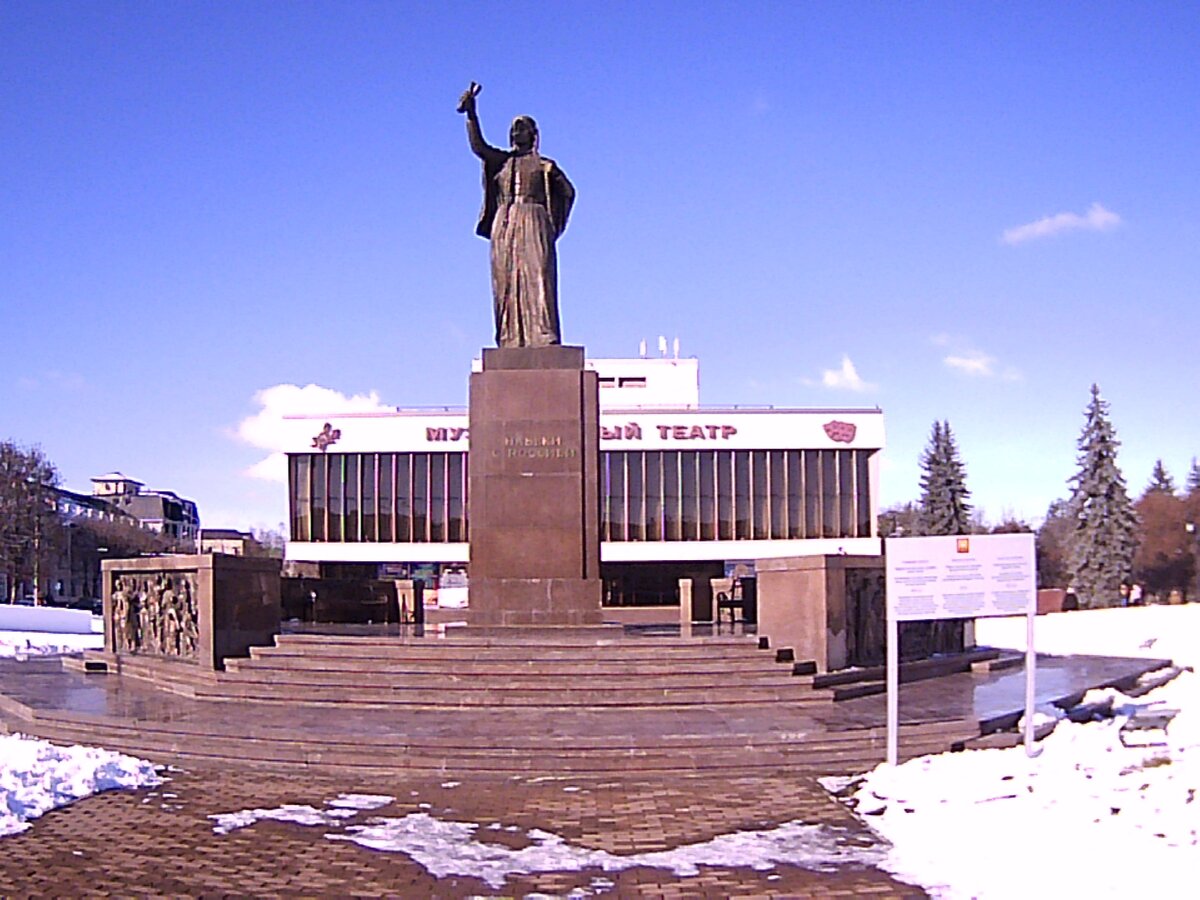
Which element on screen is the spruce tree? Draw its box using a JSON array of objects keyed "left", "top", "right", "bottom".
[
  {"left": 1065, "top": 384, "right": 1138, "bottom": 608},
  {"left": 1145, "top": 459, "right": 1176, "bottom": 496},
  {"left": 917, "top": 420, "right": 972, "bottom": 535},
  {"left": 1187, "top": 457, "right": 1200, "bottom": 495}
]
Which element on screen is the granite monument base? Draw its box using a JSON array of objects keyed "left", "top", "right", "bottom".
[{"left": 468, "top": 345, "right": 603, "bottom": 627}]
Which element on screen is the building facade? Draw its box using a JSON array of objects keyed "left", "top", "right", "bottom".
[
  {"left": 284, "top": 357, "right": 884, "bottom": 606},
  {"left": 91, "top": 472, "right": 201, "bottom": 545}
]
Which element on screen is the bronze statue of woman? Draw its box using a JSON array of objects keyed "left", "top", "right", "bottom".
[{"left": 458, "top": 82, "right": 576, "bottom": 348}]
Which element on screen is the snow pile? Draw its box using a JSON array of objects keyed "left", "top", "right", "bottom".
[
  {"left": 0, "top": 605, "right": 101, "bottom": 635},
  {"left": 839, "top": 605, "right": 1200, "bottom": 898},
  {"left": 212, "top": 796, "right": 887, "bottom": 889},
  {"left": 0, "top": 734, "right": 162, "bottom": 837},
  {"left": 0, "top": 630, "right": 104, "bottom": 660},
  {"left": 976, "top": 604, "right": 1199, "bottom": 666}
]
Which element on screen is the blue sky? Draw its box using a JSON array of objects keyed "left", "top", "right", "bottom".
[{"left": 3, "top": 1, "right": 1198, "bottom": 531}]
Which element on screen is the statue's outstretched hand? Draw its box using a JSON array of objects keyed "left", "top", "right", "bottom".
[{"left": 457, "top": 81, "right": 481, "bottom": 114}]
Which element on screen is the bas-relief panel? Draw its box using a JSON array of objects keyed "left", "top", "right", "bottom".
[{"left": 111, "top": 571, "right": 199, "bottom": 660}]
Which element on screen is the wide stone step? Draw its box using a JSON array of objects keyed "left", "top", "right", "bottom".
[
  {"left": 274, "top": 632, "right": 761, "bottom": 650},
  {"left": 255, "top": 643, "right": 774, "bottom": 663},
  {"left": 224, "top": 657, "right": 807, "bottom": 679},
  {"left": 4, "top": 696, "right": 967, "bottom": 751},
  {"left": 216, "top": 668, "right": 809, "bottom": 691},
  {"left": 1, "top": 708, "right": 971, "bottom": 777},
  {"left": 232, "top": 655, "right": 786, "bottom": 676},
  {"left": 191, "top": 681, "right": 832, "bottom": 708}
]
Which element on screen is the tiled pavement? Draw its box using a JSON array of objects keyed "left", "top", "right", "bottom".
[{"left": 0, "top": 760, "right": 926, "bottom": 897}]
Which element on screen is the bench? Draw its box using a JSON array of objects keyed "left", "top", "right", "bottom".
[{"left": 1119, "top": 708, "right": 1179, "bottom": 747}]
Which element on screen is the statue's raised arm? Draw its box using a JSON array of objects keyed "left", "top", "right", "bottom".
[
  {"left": 458, "top": 82, "right": 505, "bottom": 165},
  {"left": 458, "top": 83, "right": 576, "bottom": 348}
]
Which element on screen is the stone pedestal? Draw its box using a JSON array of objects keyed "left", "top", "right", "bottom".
[
  {"left": 756, "top": 555, "right": 882, "bottom": 672},
  {"left": 103, "top": 553, "right": 281, "bottom": 670},
  {"left": 468, "top": 345, "right": 603, "bottom": 626}
]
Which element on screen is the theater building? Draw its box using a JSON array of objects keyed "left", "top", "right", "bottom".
[{"left": 284, "top": 355, "right": 884, "bottom": 609}]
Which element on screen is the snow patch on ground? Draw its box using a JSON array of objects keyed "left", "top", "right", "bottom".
[
  {"left": 837, "top": 605, "right": 1200, "bottom": 899},
  {"left": 334, "top": 814, "right": 885, "bottom": 888},
  {"left": 0, "top": 734, "right": 161, "bottom": 837},
  {"left": 209, "top": 793, "right": 394, "bottom": 835},
  {"left": 211, "top": 798, "right": 887, "bottom": 889}
]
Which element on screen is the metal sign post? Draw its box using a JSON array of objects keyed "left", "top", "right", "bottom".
[{"left": 885, "top": 533, "right": 1038, "bottom": 767}]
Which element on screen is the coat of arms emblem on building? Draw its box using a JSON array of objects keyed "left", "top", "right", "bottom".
[{"left": 312, "top": 423, "right": 341, "bottom": 452}]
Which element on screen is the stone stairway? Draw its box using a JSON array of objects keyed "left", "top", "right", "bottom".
[{"left": 1, "top": 631, "right": 994, "bottom": 777}]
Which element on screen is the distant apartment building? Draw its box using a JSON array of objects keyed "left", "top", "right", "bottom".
[
  {"left": 90, "top": 472, "right": 200, "bottom": 544},
  {"left": 33, "top": 475, "right": 202, "bottom": 604},
  {"left": 199, "top": 528, "right": 273, "bottom": 558}
]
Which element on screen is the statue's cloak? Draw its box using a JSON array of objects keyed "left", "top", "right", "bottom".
[{"left": 475, "top": 153, "right": 573, "bottom": 239}]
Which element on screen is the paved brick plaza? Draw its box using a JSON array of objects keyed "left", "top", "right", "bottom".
[{"left": 1, "top": 760, "right": 925, "bottom": 897}]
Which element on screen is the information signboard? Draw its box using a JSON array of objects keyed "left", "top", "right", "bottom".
[
  {"left": 886, "top": 533, "right": 1036, "bottom": 621},
  {"left": 884, "top": 533, "right": 1038, "bottom": 765}
]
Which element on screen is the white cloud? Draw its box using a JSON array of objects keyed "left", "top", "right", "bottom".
[
  {"left": 935, "top": 337, "right": 1021, "bottom": 381},
  {"left": 943, "top": 350, "right": 996, "bottom": 377},
  {"left": 1001, "top": 202, "right": 1121, "bottom": 245},
  {"left": 819, "top": 355, "right": 874, "bottom": 392},
  {"left": 235, "top": 383, "right": 392, "bottom": 482}
]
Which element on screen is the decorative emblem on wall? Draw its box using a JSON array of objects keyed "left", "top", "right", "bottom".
[
  {"left": 823, "top": 420, "right": 857, "bottom": 443},
  {"left": 312, "top": 422, "right": 342, "bottom": 452}
]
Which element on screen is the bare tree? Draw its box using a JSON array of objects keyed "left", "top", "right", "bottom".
[{"left": 0, "top": 440, "right": 61, "bottom": 603}]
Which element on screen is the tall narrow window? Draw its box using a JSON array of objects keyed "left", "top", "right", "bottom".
[
  {"left": 609, "top": 452, "right": 627, "bottom": 540},
  {"left": 698, "top": 451, "right": 716, "bottom": 541},
  {"left": 429, "top": 453, "right": 446, "bottom": 541},
  {"left": 360, "top": 454, "right": 376, "bottom": 541},
  {"left": 645, "top": 452, "right": 663, "bottom": 541},
  {"left": 770, "top": 450, "right": 787, "bottom": 539},
  {"left": 822, "top": 451, "right": 838, "bottom": 538},
  {"left": 856, "top": 450, "right": 873, "bottom": 537},
  {"left": 600, "top": 453, "right": 613, "bottom": 540},
  {"left": 624, "top": 451, "right": 642, "bottom": 540},
  {"left": 327, "top": 454, "right": 344, "bottom": 541},
  {"left": 663, "top": 452, "right": 680, "bottom": 540},
  {"left": 311, "top": 454, "right": 328, "bottom": 541},
  {"left": 751, "top": 450, "right": 769, "bottom": 539},
  {"left": 378, "top": 453, "right": 394, "bottom": 541},
  {"left": 787, "top": 450, "right": 805, "bottom": 539},
  {"left": 805, "top": 451, "right": 821, "bottom": 539},
  {"left": 395, "top": 454, "right": 412, "bottom": 542},
  {"left": 839, "top": 449, "right": 855, "bottom": 537},
  {"left": 290, "top": 455, "right": 311, "bottom": 542},
  {"left": 411, "top": 453, "right": 429, "bottom": 541},
  {"left": 716, "top": 451, "right": 734, "bottom": 540},
  {"left": 343, "top": 454, "right": 360, "bottom": 542},
  {"left": 448, "top": 453, "right": 465, "bottom": 542},
  {"left": 680, "top": 451, "right": 699, "bottom": 540},
  {"left": 734, "top": 451, "right": 751, "bottom": 539}
]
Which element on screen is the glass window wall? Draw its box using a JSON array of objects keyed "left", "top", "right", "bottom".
[
  {"left": 286, "top": 447, "right": 875, "bottom": 546},
  {"left": 287, "top": 451, "right": 467, "bottom": 544}
]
